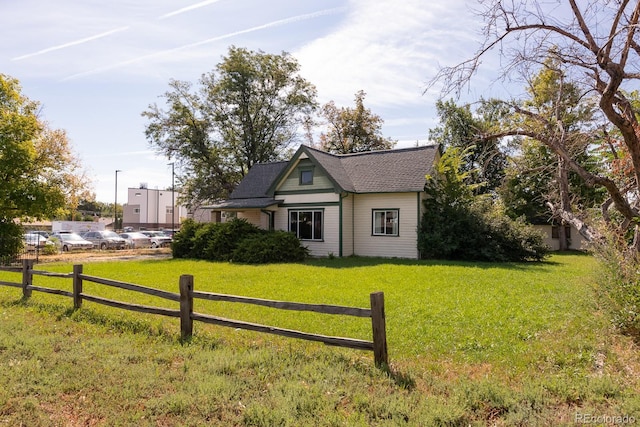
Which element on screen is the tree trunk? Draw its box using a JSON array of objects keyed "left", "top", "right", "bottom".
[{"left": 557, "top": 155, "right": 571, "bottom": 250}]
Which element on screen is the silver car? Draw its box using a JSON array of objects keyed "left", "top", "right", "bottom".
[
  {"left": 82, "top": 231, "right": 127, "bottom": 250},
  {"left": 119, "top": 232, "right": 152, "bottom": 249},
  {"left": 50, "top": 232, "right": 94, "bottom": 252},
  {"left": 140, "top": 231, "right": 172, "bottom": 248}
]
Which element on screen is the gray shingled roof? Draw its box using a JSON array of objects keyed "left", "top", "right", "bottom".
[
  {"left": 230, "top": 161, "right": 288, "bottom": 199},
  {"left": 304, "top": 145, "right": 439, "bottom": 193},
  {"left": 209, "top": 145, "right": 439, "bottom": 210}
]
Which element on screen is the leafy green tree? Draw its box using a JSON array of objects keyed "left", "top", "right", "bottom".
[
  {"left": 0, "top": 74, "right": 82, "bottom": 259},
  {"left": 429, "top": 0, "right": 640, "bottom": 252},
  {"left": 319, "top": 90, "right": 395, "bottom": 154},
  {"left": 429, "top": 100, "right": 506, "bottom": 193},
  {"left": 494, "top": 59, "right": 606, "bottom": 250},
  {"left": 477, "top": 58, "right": 608, "bottom": 247},
  {"left": 500, "top": 139, "right": 556, "bottom": 224},
  {"left": 143, "top": 46, "right": 318, "bottom": 208},
  {"left": 418, "top": 147, "right": 548, "bottom": 261}
]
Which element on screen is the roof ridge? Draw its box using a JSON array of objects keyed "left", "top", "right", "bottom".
[{"left": 302, "top": 143, "right": 437, "bottom": 158}]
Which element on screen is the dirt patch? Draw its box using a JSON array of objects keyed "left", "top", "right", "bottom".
[{"left": 35, "top": 248, "right": 172, "bottom": 264}]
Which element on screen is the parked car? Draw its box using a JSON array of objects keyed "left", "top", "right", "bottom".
[
  {"left": 140, "top": 231, "right": 172, "bottom": 248},
  {"left": 82, "top": 230, "right": 127, "bottom": 250},
  {"left": 119, "top": 232, "right": 152, "bottom": 249},
  {"left": 23, "top": 233, "right": 56, "bottom": 251},
  {"left": 50, "top": 231, "right": 94, "bottom": 252},
  {"left": 27, "top": 230, "right": 50, "bottom": 239}
]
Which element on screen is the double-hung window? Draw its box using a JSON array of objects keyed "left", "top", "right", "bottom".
[
  {"left": 289, "top": 210, "right": 323, "bottom": 241},
  {"left": 372, "top": 209, "right": 399, "bottom": 236}
]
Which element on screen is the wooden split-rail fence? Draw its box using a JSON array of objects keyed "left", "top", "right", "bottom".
[{"left": 0, "top": 259, "right": 388, "bottom": 367}]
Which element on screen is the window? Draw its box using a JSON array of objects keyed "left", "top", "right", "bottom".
[
  {"left": 299, "top": 169, "right": 314, "bottom": 185},
  {"left": 373, "top": 210, "right": 399, "bottom": 236},
  {"left": 133, "top": 208, "right": 140, "bottom": 214},
  {"left": 551, "top": 225, "right": 571, "bottom": 239},
  {"left": 289, "top": 210, "right": 323, "bottom": 240},
  {"left": 166, "top": 207, "right": 173, "bottom": 214}
]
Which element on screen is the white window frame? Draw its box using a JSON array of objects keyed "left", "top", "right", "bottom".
[{"left": 372, "top": 209, "right": 399, "bottom": 236}]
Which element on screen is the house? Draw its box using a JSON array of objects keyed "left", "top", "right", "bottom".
[
  {"left": 532, "top": 223, "right": 588, "bottom": 251},
  {"left": 206, "top": 144, "right": 440, "bottom": 259}
]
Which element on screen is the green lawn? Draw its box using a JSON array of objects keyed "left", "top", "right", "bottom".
[{"left": 1, "top": 253, "right": 638, "bottom": 425}]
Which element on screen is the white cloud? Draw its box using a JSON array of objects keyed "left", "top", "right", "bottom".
[
  {"left": 294, "top": 0, "right": 481, "bottom": 108},
  {"left": 61, "top": 7, "right": 347, "bottom": 81},
  {"left": 11, "top": 26, "right": 131, "bottom": 61},
  {"left": 158, "top": 0, "right": 225, "bottom": 20}
]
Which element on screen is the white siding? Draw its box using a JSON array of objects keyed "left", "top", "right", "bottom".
[
  {"left": 273, "top": 197, "right": 340, "bottom": 257},
  {"left": 533, "top": 224, "right": 588, "bottom": 251},
  {"left": 237, "top": 210, "right": 269, "bottom": 229},
  {"left": 341, "top": 194, "right": 354, "bottom": 256},
  {"left": 352, "top": 193, "right": 420, "bottom": 259},
  {"left": 277, "top": 158, "right": 334, "bottom": 192}
]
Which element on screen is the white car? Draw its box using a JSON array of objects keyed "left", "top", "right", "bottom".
[
  {"left": 140, "top": 231, "right": 172, "bottom": 248},
  {"left": 50, "top": 231, "right": 94, "bottom": 252},
  {"left": 23, "top": 233, "right": 56, "bottom": 251},
  {"left": 119, "top": 232, "right": 152, "bottom": 249}
]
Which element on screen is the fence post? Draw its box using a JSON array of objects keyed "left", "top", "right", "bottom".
[
  {"left": 370, "top": 291, "right": 388, "bottom": 368},
  {"left": 179, "top": 274, "right": 194, "bottom": 340},
  {"left": 73, "top": 264, "right": 83, "bottom": 309},
  {"left": 21, "top": 259, "right": 33, "bottom": 299}
]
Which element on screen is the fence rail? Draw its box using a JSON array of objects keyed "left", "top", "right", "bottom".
[{"left": 0, "top": 259, "right": 388, "bottom": 367}]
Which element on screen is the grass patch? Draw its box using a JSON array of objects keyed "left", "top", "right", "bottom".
[{"left": 0, "top": 253, "right": 639, "bottom": 425}]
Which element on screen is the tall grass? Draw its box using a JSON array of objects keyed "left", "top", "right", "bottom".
[{"left": 0, "top": 253, "right": 639, "bottom": 425}]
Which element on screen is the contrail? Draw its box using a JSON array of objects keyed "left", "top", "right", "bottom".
[
  {"left": 62, "top": 7, "right": 346, "bottom": 81},
  {"left": 12, "top": 26, "right": 130, "bottom": 61},
  {"left": 159, "top": 0, "right": 225, "bottom": 20}
]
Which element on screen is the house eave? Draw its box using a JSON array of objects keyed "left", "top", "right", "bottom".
[{"left": 203, "top": 198, "right": 283, "bottom": 211}]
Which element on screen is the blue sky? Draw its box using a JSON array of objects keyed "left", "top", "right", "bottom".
[{"left": 1, "top": 0, "right": 510, "bottom": 203}]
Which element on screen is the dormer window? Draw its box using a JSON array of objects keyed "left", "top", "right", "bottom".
[{"left": 299, "top": 168, "right": 314, "bottom": 185}]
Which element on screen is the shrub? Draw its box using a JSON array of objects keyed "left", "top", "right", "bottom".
[
  {"left": 418, "top": 148, "right": 549, "bottom": 262},
  {"left": 593, "top": 235, "right": 640, "bottom": 338},
  {"left": 231, "top": 231, "right": 309, "bottom": 264},
  {"left": 171, "top": 218, "right": 199, "bottom": 258},
  {"left": 171, "top": 218, "right": 307, "bottom": 263},
  {"left": 0, "top": 220, "right": 24, "bottom": 264},
  {"left": 203, "top": 219, "right": 263, "bottom": 261}
]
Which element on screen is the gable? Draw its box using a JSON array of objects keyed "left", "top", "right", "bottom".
[{"left": 275, "top": 158, "right": 337, "bottom": 193}]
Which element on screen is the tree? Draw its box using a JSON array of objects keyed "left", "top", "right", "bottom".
[
  {"left": 429, "top": 99, "right": 506, "bottom": 193},
  {"left": 429, "top": 0, "right": 640, "bottom": 252},
  {"left": 493, "top": 59, "right": 606, "bottom": 248},
  {"left": 418, "top": 147, "right": 548, "bottom": 261},
  {"left": 143, "top": 46, "right": 318, "bottom": 208},
  {"left": 319, "top": 90, "right": 395, "bottom": 154},
  {"left": 0, "top": 74, "right": 89, "bottom": 259},
  {"left": 35, "top": 124, "right": 94, "bottom": 219}
]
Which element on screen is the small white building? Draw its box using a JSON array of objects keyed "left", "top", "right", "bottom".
[
  {"left": 122, "top": 185, "right": 187, "bottom": 230},
  {"left": 533, "top": 224, "right": 588, "bottom": 251}
]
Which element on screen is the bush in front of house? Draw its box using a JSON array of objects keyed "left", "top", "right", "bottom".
[
  {"left": 202, "top": 218, "right": 263, "bottom": 261},
  {"left": 172, "top": 218, "right": 308, "bottom": 263},
  {"left": 231, "top": 231, "right": 309, "bottom": 264},
  {"left": 171, "top": 218, "right": 200, "bottom": 258},
  {"left": 418, "top": 148, "right": 549, "bottom": 262}
]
